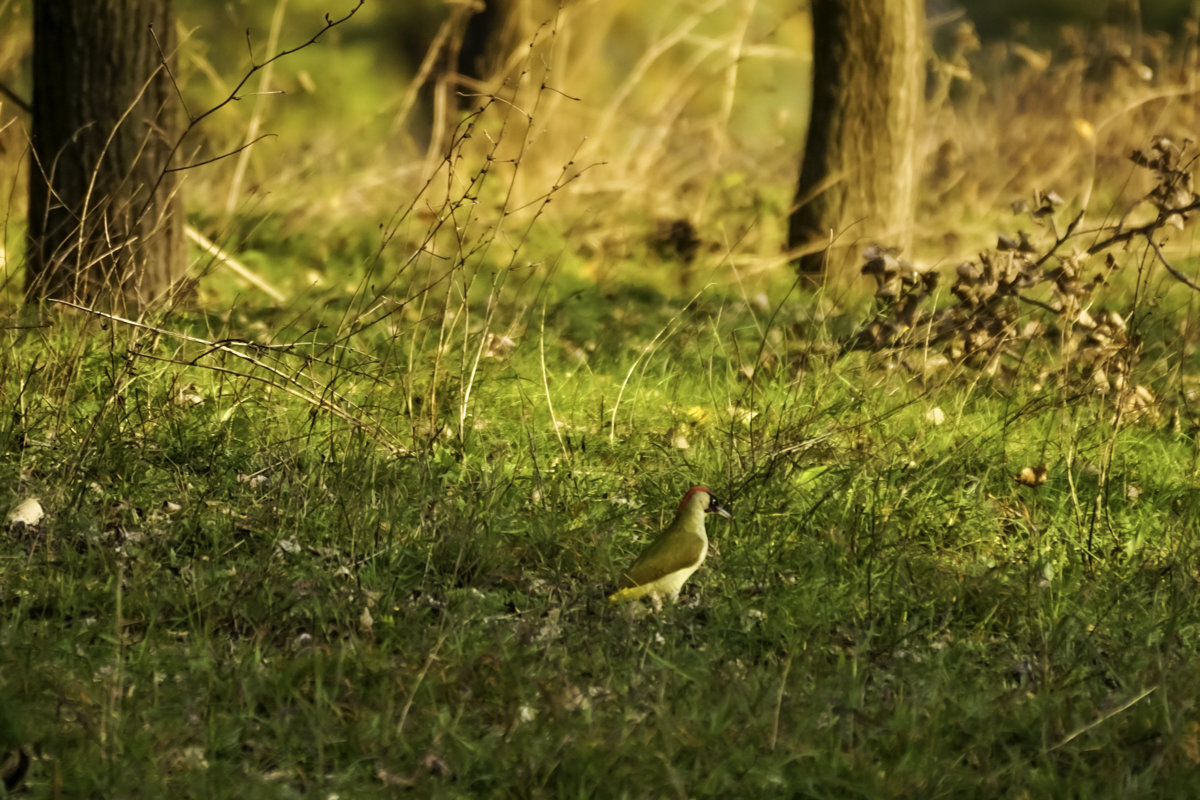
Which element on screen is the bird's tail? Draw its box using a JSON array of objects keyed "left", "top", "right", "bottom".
[{"left": 608, "top": 583, "right": 665, "bottom": 603}]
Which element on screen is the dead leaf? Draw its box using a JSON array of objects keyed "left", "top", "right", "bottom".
[
  {"left": 485, "top": 332, "right": 517, "bottom": 358},
  {"left": 276, "top": 538, "right": 301, "bottom": 555},
  {"left": 377, "top": 768, "right": 416, "bottom": 788},
  {"left": 1181, "top": 720, "right": 1200, "bottom": 766},
  {"left": 1014, "top": 463, "right": 1048, "bottom": 487},
  {"left": 237, "top": 473, "right": 269, "bottom": 489},
  {"left": 422, "top": 752, "right": 453, "bottom": 778},
  {"left": 174, "top": 384, "right": 205, "bottom": 406},
  {"left": 6, "top": 497, "right": 44, "bottom": 531}
]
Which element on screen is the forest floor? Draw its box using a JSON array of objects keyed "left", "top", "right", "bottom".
[{"left": 4, "top": 2, "right": 1200, "bottom": 796}]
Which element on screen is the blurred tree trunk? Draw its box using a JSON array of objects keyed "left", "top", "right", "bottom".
[
  {"left": 789, "top": 0, "right": 923, "bottom": 278},
  {"left": 425, "top": 0, "right": 531, "bottom": 166},
  {"left": 26, "top": 0, "right": 184, "bottom": 311},
  {"left": 458, "top": 0, "right": 519, "bottom": 84}
]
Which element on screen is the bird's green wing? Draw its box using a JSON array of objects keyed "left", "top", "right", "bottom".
[{"left": 619, "top": 530, "right": 705, "bottom": 588}]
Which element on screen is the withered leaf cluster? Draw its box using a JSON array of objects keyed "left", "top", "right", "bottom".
[
  {"left": 1130, "top": 137, "right": 1196, "bottom": 222},
  {"left": 853, "top": 137, "right": 1200, "bottom": 421}
]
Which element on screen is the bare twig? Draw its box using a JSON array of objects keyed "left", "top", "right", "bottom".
[
  {"left": 189, "top": 1, "right": 363, "bottom": 128},
  {"left": 1145, "top": 235, "right": 1200, "bottom": 293},
  {"left": 138, "top": 1, "right": 365, "bottom": 222},
  {"left": 48, "top": 298, "right": 409, "bottom": 455},
  {"left": 769, "top": 652, "right": 793, "bottom": 752},
  {"left": 1032, "top": 210, "right": 1085, "bottom": 269},
  {"left": 164, "top": 133, "right": 277, "bottom": 172},
  {"left": 0, "top": 81, "right": 31, "bottom": 113},
  {"left": 184, "top": 225, "right": 286, "bottom": 302},
  {"left": 1016, "top": 293, "right": 1060, "bottom": 313},
  {"left": 223, "top": 0, "right": 292, "bottom": 225},
  {"left": 149, "top": 22, "right": 190, "bottom": 120},
  {"left": 1049, "top": 686, "right": 1158, "bottom": 751},
  {"left": 1086, "top": 198, "right": 1200, "bottom": 255}
]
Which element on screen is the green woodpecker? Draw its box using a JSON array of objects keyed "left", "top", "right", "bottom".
[{"left": 609, "top": 486, "right": 732, "bottom": 603}]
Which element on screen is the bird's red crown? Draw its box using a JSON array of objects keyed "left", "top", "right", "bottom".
[{"left": 678, "top": 485, "right": 711, "bottom": 513}]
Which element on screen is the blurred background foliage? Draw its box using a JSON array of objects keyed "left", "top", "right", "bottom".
[{"left": 2, "top": 0, "right": 1200, "bottom": 302}]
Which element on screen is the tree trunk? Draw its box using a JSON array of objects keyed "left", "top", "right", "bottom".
[
  {"left": 458, "top": 0, "right": 530, "bottom": 85},
  {"left": 26, "top": 0, "right": 183, "bottom": 311},
  {"left": 789, "top": 0, "right": 923, "bottom": 278}
]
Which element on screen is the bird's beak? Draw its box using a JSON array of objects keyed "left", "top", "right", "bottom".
[{"left": 711, "top": 500, "right": 733, "bottom": 519}]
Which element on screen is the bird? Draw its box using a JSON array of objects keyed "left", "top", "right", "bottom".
[{"left": 609, "top": 486, "right": 732, "bottom": 603}]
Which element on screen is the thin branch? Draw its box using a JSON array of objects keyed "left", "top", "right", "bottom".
[
  {"left": 149, "top": 22, "right": 190, "bottom": 120},
  {"left": 0, "top": 81, "right": 31, "bottom": 113},
  {"left": 244, "top": 27, "right": 259, "bottom": 68},
  {"left": 1145, "top": 234, "right": 1200, "bottom": 293},
  {"left": 184, "top": 225, "right": 285, "bottom": 302},
  {"left": 137, "top": 1, "right": 365, "bottom": 223},
  {"left": 165, "top": 133, "right": 277, "bottom": 172},
  {"left": 189, "top": 1, "right": 364, "bottom": 129},
  {"left": 1049, "top": 686, "right": 1158, "bottom": 751},
  {"left": 1086, "top": 197, "right": 1200, "bottom": 255},
  {"left": 1031, "top": 209, "right": 1085, "bottom": 270},
  {"left": 1016, "top": 293, "right": 1059, "bottom": 313}
]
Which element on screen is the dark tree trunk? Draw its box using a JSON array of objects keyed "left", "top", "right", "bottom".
[
  {"left": 789, "top": 0, "right": 923, "bottom": 278},
  {"left": 26, "top": 0, "right": 183, "bottom": 311},
  {"left": 457, "top": 0, "right": 527, "bottom": 85}
]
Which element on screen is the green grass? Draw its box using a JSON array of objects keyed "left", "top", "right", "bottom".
[{"left": 3, "top": 273, "right": 1200, "bottom": 796}]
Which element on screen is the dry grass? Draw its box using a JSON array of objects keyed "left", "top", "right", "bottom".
[
  {"left": 2, "top": 5, "right": 1196, "bottom": 306},
  {"left": 922, "top": 18, "right": 1200, "bottom": 260}
]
